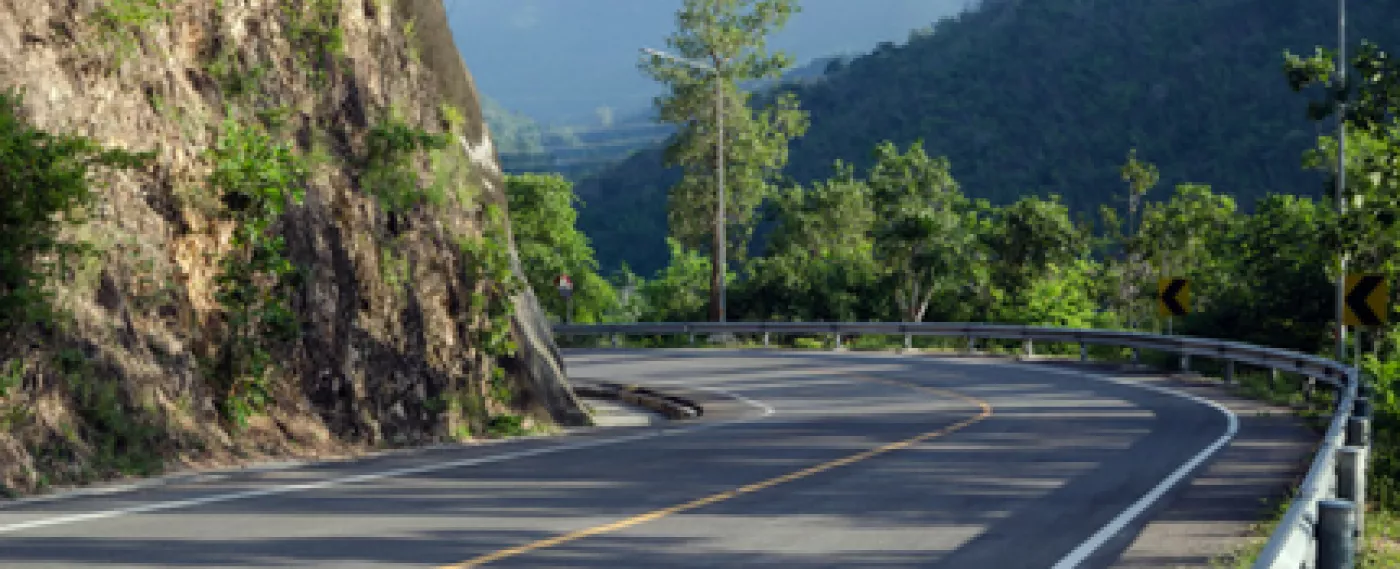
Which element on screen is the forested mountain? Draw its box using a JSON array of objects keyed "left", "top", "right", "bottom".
[{"left": 576, "top": 0, "right": 1400, "bottom": 275}]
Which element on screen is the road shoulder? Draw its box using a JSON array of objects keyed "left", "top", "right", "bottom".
[{"left": 1102, "top": 373, "right": 1316, "bottom": 568}]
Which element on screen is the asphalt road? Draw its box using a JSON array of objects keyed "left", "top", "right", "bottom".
[{"left": 0, "top": 350, "right": 1236, "bottom": 568}]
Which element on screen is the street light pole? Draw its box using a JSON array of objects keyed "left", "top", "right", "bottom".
[
  {"left": 643, "top": 47, "right": 727, "bottom": 323},
  {"left": 714, "top": 63, "right": 726, "bottom": 322},
  {"left": 1335, "top": 0, "right": 1348, "bottom": 363}
]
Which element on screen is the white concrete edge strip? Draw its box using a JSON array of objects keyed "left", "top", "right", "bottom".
[
  {"left": 0, "top": 386, "right": 776, "bottom": 535},
  {"left": 1035, "top": 366, "right": 1242, "bottom": 569}
]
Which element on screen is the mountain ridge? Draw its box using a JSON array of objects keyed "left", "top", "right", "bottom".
[{"left": 573, "top": 0, "right": 1399, "bottom": 275}]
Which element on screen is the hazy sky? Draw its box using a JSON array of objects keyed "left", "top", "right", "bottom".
[{"left": 445, "top": 0, "right": 973, "bottom": 124}]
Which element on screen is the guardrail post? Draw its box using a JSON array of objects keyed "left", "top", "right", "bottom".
[
  {"left": 1269, "top": 368, "right": 1280, "bottom": 389},
  {"left": 1080, "top": 343, "right": 1088, "bottom": 362},
  {"left": 1338, "top": 446, "right": 1366, "bottom": 547},
  {"left": 833, "top": 331, "right": 843, "bottom": 351},
  {"left": 1348, "top": 416, "right": 1371, "bottom": 448},
  {"left": 965, "top": 335, "right": 975, "bottom": 355},
  {"left": 1180, "top": 353, "right": 1191, "bottom": 373},
  {"left": 611, "top": 333, "right": 619, "bottom": 348},
  {"left": 905, "top": 332, "right": 912, "bottom": 351},
  {"left": 1023, "top": 339, "right": 1033, "bottom": 358},
  {"left": 1355, "top": 396, "right": 1373, "bottom": 420},
  {"left": 1131, "top": 348, "right": 1140, "bottom": 366},
  {"left": 1224, "top": 360, "right": 1235, "bottom": 384},
  {"left": 763, "top": 331, "right": 770, "bottom": 347},
  {"left": 1349, "top": 396, "right": 1373, "bottom": 546},
  {"left": 1316, "top": 499, "right": 1356, "bottom": 569}
]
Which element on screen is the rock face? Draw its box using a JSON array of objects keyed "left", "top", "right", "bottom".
[{"left": 0, "top": 0, "right": 588, "bottom": 495}]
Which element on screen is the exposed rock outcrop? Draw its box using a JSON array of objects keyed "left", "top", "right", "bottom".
[{"left": 0, "top": 0, "right": 588, "bottom": 496}]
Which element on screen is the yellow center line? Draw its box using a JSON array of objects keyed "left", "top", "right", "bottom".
[{"left": 440, "top": 375, "right": 994, "bottom": 568}]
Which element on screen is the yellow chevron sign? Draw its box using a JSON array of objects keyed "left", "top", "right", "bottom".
[
  {"left": 1157, "top": 278, "right": 1188, "bottom": 317},
  {"left": 1344, "top": 274, "right": 1388, "bottom": 327}
]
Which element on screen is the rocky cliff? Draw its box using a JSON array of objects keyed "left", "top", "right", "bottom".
[{"left": 0, "top": 0, "right": 589, "bottom": 497}]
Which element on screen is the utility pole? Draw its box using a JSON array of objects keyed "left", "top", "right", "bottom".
[
  {"left": 1335, "top": 0, "right": 1349, "bottom": 362},
  {"left": 713, "top": 57, "right": 727, "bottom": 323},
  {"left": 643, "top": 47, "right": 729, "bottom": 323}
]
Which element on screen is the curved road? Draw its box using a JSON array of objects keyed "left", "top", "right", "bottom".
[{"left": 0, "top": 350, "right": 1239, "bottom": 568}]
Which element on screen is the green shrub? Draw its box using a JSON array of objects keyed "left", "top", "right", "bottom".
[
  {"left": 205, "top": 117, "right": 308, "bottom": 428},
  {"left": 0, "top": 89, "right": 151, "bottom": 342},
  {"left": 56, "top": 348, "right": 163, "bottom": 477},
  {"left": 485, "top": 414, "right": 527, "bottom": 438},
  {"left": 361, "top": 116, "right": 450, "bottom": 214},
  {"left": 90, "top": 0, "right": 174, "bottom": 65},
  {"left": 283, "top": 0, "right": 345, "bottom": 85}
]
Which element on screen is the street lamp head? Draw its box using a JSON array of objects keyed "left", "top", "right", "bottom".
[{"left": 641, "top": 46, "right": 715, "bottom": 73}]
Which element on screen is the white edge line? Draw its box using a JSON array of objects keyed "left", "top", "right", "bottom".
[
  {"left": 1031, "top": 365, "right": 1241, "bottom": 569},
  {"left": 0, "top": 387, "right": 776, "bottom": 535}
]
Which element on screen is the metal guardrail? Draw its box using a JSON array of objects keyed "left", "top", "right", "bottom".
[{"left": 553, "top": 321, "right": 1373, "bottom": 569}]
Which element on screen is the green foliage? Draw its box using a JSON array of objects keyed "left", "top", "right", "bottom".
[
  {"left": 90, "top": 0, "right": 174, "bottom": 66},
  {"left": 636, "top": 239, "right": 722, "bottom": 323},
  {"left": 0, "top": 89, "right": 153, "bottom": 344},
  {"left": 206, "top": 43, "right": 268, "bottom": 101},
  {"left": 459, "top": 204, "right": 524, "bottom": 359},
  {"left": 439, "top": 103, "right": 466, "bottom": 134},
  {"left": 485, "top": 414, "right": 527, "bottom": 438},
  {"left": 60, "top": 350, "right": 163, "bottom": 476},
  {"left": 206, "top": 118, "right": 308, "bottom": 428},
  {"left": 641, "top": 0, "right": 809, "bottom": 319},
  {"left": 360, "top": 115, "right": 450, "bottom": 214},
  {"left": 866, "top": 140, "right": 982, "bottom": 322},
  {"left": 982, "top": 194, "right": 1088, "bottom": 301},
  {"left": 283, "top": 0, "right": 345, "bottom": 85},
  {"left": 735, "top": 161, "right": 885, "bottom": 322},
  {"left": 576, "top": 0, "right": 1400, "bottom": 275},
  {"left": 0, "top": 359, "right": 26, "bottom": 433},
  {"left": 504, "top": 173, "right": 618, "bottom": 323}
]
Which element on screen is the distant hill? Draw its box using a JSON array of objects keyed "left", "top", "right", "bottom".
[
  {"left": 486, "top": 97, "right": 674, "bottom": 180},
  {"left": 486, "top": 57, "right": 850, "bottom": 181},
  {"left": 574, "top": 0, "right": 1400, "bottom": 276},
  {"left": 448, "top": 0, "right": 971, "bottom": 125}
]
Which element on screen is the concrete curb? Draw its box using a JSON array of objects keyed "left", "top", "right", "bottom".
[{"left": 573, "top": 381, "right": 704, "bottom": 420}]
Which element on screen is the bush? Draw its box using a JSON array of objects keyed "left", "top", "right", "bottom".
[
  {"left": 360, "top": 116, "right": 450, "bottom": 214},
  {"left": 206, "top": 117, "right": 308, "bottom": 427},
  {"left": 0, "top": 89, "right": 151, "bottom": 343}
]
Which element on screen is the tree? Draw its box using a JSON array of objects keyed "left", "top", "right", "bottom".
[
  {"left": 866, "top": 141, "right": 979, "bottom": 322},
  {"left": 982, "top": 195, "right": 1085, "bottom": 296},
  {"left": 641, "top": 0, "right": 810, "bottom": 321},
  {"left": 639, "top": 238, "right": 723, "bottom": 323},
  {"left": 737, "top": 160, "right": 884, "bottom": 321},
  {"left": 1136, "top": 183, "right": 1238, "bottom": 320},
  {"left": 504, "top": 173, "right": 617, "bottom": 323},
  {"left": 1114, "top": 148, "right": 1161, "bottom": 329},
  {"left": 1288, "top": 40, "right": 1400, "bottom": 362},
  {"left": 1189, "top": 195, "right": 1333, "bottom": 352}
]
